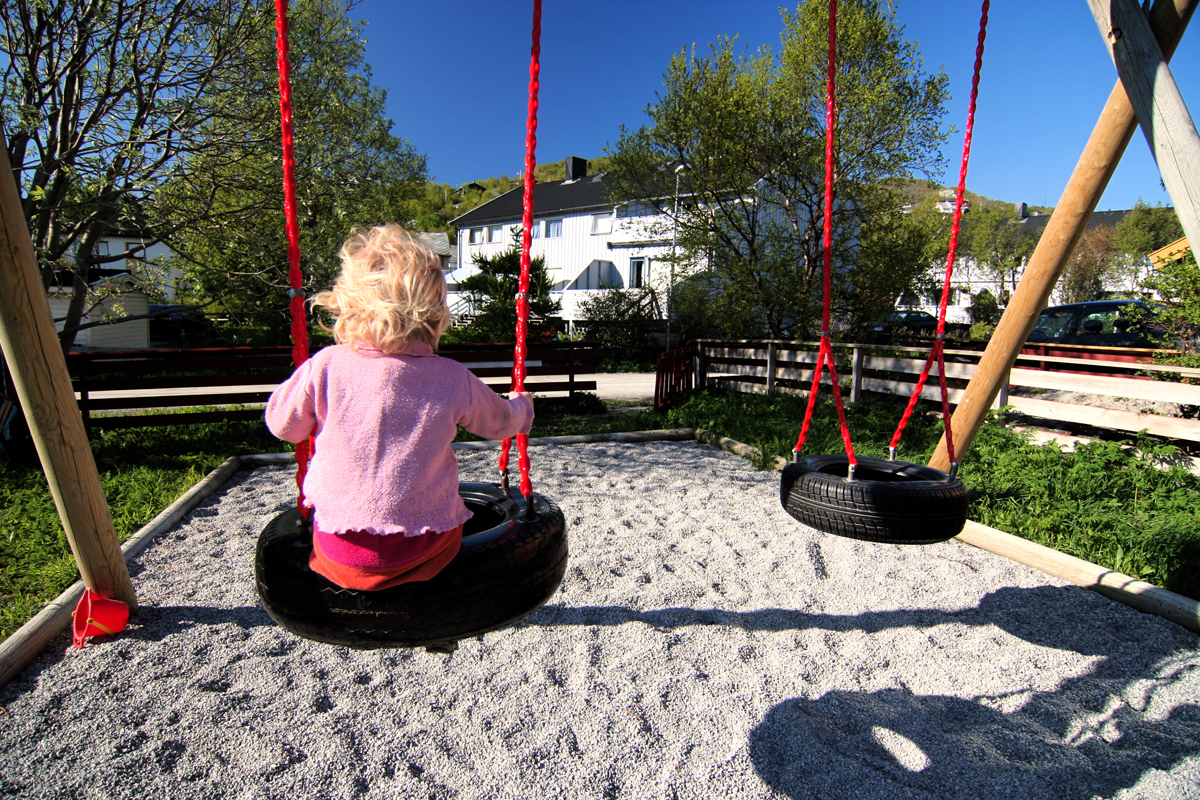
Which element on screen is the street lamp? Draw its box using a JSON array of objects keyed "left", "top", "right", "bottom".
[{"left": 666, "top": 162, "right": 687, "bottom": 352}]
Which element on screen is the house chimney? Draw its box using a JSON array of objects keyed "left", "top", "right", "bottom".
[
  {"left": 1016, "top": 201, "right": 1028, "bottom": 219},
  {"left": 565, "top": 156, "right": 587, "bottom": 182}
]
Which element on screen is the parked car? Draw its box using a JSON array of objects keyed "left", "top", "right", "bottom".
[
  {"left": 872, "top": 310, "right": 969, "bottom": 336},
  {"left": 874, "top": 310, "right": 938, "bottom": 334},
  {"left": 149, "top": 304, "right": 218, "bottom": 344},
  {"left": 1027, "top": 299, "right": 1167, "bottom": 348}
]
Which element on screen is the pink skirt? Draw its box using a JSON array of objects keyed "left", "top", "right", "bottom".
[{"left": 309, "top": 524, "right": 463, "bottom": 591}]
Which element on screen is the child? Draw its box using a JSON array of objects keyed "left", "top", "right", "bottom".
[{"left": 265, "top": 224, "right": 533, "bottom": 591}]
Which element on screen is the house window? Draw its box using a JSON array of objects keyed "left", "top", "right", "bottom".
[
  {"left": 488, "top": 225, "right": 505, "bottom": 243},
  {"left": 530, "top": 220, "right": 541, "bottom": 239},
  {"left": 591, "top": 213, "right": 613, "bottom": 234},
  {"left": 469, "top": 227, "right": 484, "bottom": 245},
  {"left": 619, "top": 202, "right": 656, "bottom": 218},
  {"left": 629, "top": 258, "right": 645, "bottom": 289},
  {"left": 95, "top": 241, "right": 109, "bottom": 256},
  {"left": 544, "top": 219, "right": 562, "bottom": 238}
]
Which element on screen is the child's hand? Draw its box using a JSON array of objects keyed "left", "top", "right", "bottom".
[{"left": 515, "top": 391, "right": 534, "bottom": 406}]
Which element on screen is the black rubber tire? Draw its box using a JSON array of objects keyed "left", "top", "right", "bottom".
[
  {"left": 780, "top": 454, "right": 967, "bottom": 544},
  {"left": 255, "top": 482, "right": 568, "bottom": 649}
]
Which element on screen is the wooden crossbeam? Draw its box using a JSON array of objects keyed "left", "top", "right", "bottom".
[{"left": 1088, "top": 0, "right": 1200, "bottom": 249}]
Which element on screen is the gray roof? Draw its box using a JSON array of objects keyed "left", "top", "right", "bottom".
[
  {"left": 450, "top": 174, "right": 612, "bottom": 227},
  {"left": 1016, "top": 208, "right": 1145, "bottom": 235},
  {"left": 415, "top": 231, "right": 452, "bottom": 256}
]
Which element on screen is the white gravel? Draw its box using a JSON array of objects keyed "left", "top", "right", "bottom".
[{"left": 1, "top": 440, "right": 1198, "bottom": 799}]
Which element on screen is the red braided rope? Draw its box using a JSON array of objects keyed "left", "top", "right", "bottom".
[
  {"left": 499, "top": 0, "right": 541, "bottom": 501},
  {"left": 889, "top": 0, "right": 989, "bottom": 465},
  {"left": 793, "top": 0, "right": 855, "bottom": 464},
  {"left": 275, "top": 0, "right": 313, "bottom": 509}
]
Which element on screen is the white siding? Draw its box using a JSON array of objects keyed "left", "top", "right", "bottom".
[
  {"left": 452, "top": 206, "right": 680, "bottom": 320},
  {"left": 48, "top": 287, "right": 150, "bottom": 349}
]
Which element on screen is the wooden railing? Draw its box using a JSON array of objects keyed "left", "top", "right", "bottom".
[
  {"left": 68, "top": 341, "right": 598, "bottom": 430},
  {"left": 681, "top": 339, "right": 1200, "bottom": 443}
]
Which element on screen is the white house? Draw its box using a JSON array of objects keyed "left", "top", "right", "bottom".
[
  {"left": 48, "top": 273, "right": 150, "bottom": 350},
  {"left": 904, "top": 206, "right": 1142, "bottom": 324},
  {"left": 449, "top": 157, "right": 677, "bottom": 328}
]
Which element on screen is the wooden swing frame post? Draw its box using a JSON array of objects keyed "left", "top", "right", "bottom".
[
  {"left": 0, "top": 143, "right": 136, "bottom": 608},
  {"left": 930, "top": 0, "right": 1196, "bottom": 472}
]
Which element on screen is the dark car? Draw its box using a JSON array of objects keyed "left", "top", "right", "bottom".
[
  {"left": 1027, "top": 299, "right": 1167, "bottom": 348},
  {"left": 874, "top": 310, "right": 938, "bottom": 334},
  {"left": 149, "top": 304, "right": 218, "bottom": 344}
]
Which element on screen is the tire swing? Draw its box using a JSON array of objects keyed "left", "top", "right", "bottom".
[
  {"left": 255, "top": 0, "right": 566, "bottom": 653},
  {"left": 781, "top": 0, "right": 992, "bottom": 545}
]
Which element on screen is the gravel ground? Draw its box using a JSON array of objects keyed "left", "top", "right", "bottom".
[{"left": 1, "top": 440, "right": 1198, "bottom": 799}]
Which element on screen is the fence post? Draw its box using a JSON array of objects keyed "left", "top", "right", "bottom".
[
  {"left": 992, "top": 365, "right": 1011, "bottom": 409},
  {"left": 695, "top": 342, "right": 708, "bottom": 389},
  {"left": 567, "top": 342, "right": 577, "bottom": 398},
  {"left": 850, "top": 347, "right": 864, "bottom": 403},
  {"left": 766, "top": 342, "right": 777, "bottom": 394}
]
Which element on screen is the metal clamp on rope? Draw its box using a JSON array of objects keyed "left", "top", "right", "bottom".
[
  {"left": 499, "top": 469, "right": 509, "bottom": 491},
  {"left": 820, "top": 330, "right": 830, "bottom": 339},
  {"left": 793, "top": 449, "right": 802, "bottom": 463},
  {"left": 888, "top": 446, "right": 897, "bottom": 462},
  {"left": 935, "top": 333, "right": 945, "bottom": 340},
  {"left": 846, "top": 462, "right": 857, "bottom": 482},
  {"left": 288, "top": 288, "right": 305, "bottom": 301},
  {"left": 947, "top": 462, "right": 960, "bottom": 482}
]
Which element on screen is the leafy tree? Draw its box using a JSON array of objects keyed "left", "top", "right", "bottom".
[
  {"left": 447, "top": 240, "right": 560, "bottom": 344},
  {"left": 959, "top": 205, "right": 1039, "bottom": 295},
  {"left": 1113, "top": 200, "right": 1185, "bottom": 290},
  {"left": 1116, "top": 200, "right": 1185, "bottom": 258},
  {"left": 1, "top": 0, "right": 267, "bottom": 350},
  {"left": 162, "top": 0, "right": 426, "bottom": 341},
  {"left": 1141, "top": 252, "right": 1200, "bottom": 360},
  {"left": 605, "top": 0, "right": 950, "bottom": 340}
]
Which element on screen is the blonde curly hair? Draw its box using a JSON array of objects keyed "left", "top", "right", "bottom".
[{"left": 313, "top": 225, "right": 450, "bottom": 352}]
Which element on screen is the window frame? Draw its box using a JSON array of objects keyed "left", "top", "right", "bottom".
[
  {"left": 629, "top": 257, "right": 645, "bottom": 289},
  {"left": 544, "top": 218, "right": 563, "bottom": 238}
]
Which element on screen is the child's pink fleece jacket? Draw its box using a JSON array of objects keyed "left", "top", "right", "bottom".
[{"left": 265, "top": 341, "right": 533, "bottom": 537}]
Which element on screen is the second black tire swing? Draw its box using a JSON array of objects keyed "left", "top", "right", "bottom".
[
  {"left": 781, "top": 0, "right": 992, "bottom": 545},
  {"left": 255, "top": 0, "right": 565, "bottom": 652}
]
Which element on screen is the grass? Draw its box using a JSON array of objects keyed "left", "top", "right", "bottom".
[{"left": 2, "top": 388, "right": 1198, "bottom": 644}]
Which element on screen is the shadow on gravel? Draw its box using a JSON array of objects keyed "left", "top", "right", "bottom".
[
  {"left": 750, "top": 675, "right": 1200, "bottom": 799},
  {"left": 535, "top": 585, "right": 1158, "bottom": 656},
  {"left": 542, "top": 585, "right": 1200, "bottom": 798}
]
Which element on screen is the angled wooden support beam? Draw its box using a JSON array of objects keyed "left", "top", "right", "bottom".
[
  {"left": 1088, "top": 0, "right": 1200, "bottom": 248},
  {"left": 0, "top": 143, "right": 136, "bottom": 608},
  {"left": 930, "top": 0, "right": 1196, "bottom": 472}
]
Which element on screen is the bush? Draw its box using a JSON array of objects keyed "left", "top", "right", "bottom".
[
  {"left": 969, "top": 289, "right": 1001, "bottom": 325},
  {"left": 969, "top": 322, "right": 995, "bottom": 341}
]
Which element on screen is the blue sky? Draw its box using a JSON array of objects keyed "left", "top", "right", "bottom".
[{"left": 355, "top": 0, "right": 1197, "bottom": 212}]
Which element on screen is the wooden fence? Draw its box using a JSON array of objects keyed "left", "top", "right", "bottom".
[
  {"left": 673, "top": 339, "right": 1200, "bottom": 443},
  {"left": 68, "top": 341, "right": 598, "bottom": 430}
]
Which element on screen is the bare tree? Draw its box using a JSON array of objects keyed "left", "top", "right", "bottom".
[{"left": 1, "top": 0, "right": 269, "bottom": 351}]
